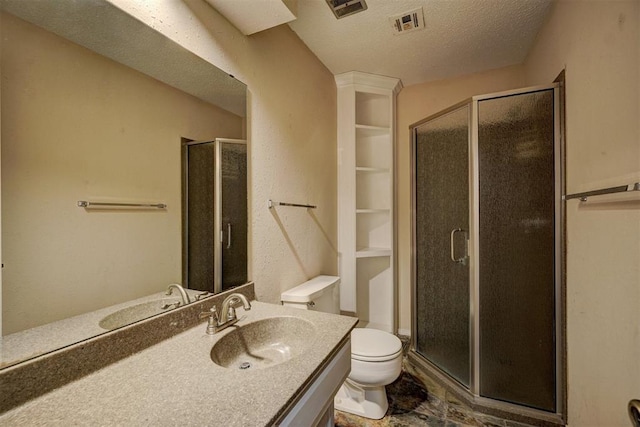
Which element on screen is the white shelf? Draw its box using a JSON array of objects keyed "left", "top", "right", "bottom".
[
  {"left": 355, "top": 125, "right": 390, "bottom": 137},
  {"left": 356, "top": 125, "right": 391, "bottom": 142},
  {"left": 356, "top": 247, "right": 392, "bottom": 258},
  {"left": 356, "top": 167, "right": 390, "bottom": 173},
  {"left": 356, "top": 208, "right": 390, "bottom": 214}
]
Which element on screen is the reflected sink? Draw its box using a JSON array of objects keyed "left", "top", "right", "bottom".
[
  {"left": 99, "top": 299, "right": 181, "bottom": 330},
  {"left": 210, "top": 316, "right": 316, "bottom": 370}
]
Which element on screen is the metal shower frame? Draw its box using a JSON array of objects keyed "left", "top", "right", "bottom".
[{"left": 409, "top": 83, "right": 565, "bottom": 425}]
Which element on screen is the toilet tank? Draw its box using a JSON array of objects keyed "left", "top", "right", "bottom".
[{"left": 281, "top": 275, "right": 340, "bottom": 314}]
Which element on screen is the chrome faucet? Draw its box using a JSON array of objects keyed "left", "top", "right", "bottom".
[
  {"left": 199, "top": 293, "right": 251, "bottom": 335},
  {"left": 166, "top": 283, "right": 191, "bottom": 306},
  {"left": 219, "top": 293, "right": 252, "bottom": 324}
]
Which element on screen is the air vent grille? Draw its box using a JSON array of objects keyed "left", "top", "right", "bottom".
[
  {"left": 326, "top": 0, "right": 367, "bottom": 19},
  {"left": 389, "top": 7, "right": 425, "bottom": 34}
]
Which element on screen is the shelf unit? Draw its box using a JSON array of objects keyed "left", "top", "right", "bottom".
[{"left": 336, "top": 71, "right": 402, "bottom": 333}]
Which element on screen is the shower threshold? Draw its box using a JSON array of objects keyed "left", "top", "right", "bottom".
[{"left": 406, "top": 351, "right": 565, "bottom": 427}]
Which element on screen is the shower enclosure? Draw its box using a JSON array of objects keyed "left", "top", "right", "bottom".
[
  {"left": 182, "top": 138, "right": 248, "bottom": 293},
  {"left": 410, "top": 84, "right": 563, "bottom": 422}
]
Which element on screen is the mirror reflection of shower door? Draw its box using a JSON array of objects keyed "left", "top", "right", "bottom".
[
  {"left": 217, "top": 140, "right": 247, "bottom": 291},
  {"left": 414, "top": 105, "right": 470, "bottom": 386},
  {"left": 183, "top": 141, "right": 215, "bottom": 292},
  {"left": 182, "top": 139, "right": 247, "bottom": 293}
]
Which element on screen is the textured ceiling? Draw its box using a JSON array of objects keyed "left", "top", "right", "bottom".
[
  {"left": 2, "top": 0, "right": 247, "bottom": 116},
  {"left": 288, "top": 0, "right": 553, "bottom": 86},
  {"left": 204, "top": 0, "right": 296, "bottom": 35}
]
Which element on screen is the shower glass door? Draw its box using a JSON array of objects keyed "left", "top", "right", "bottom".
[
  {"left": 411, "top": 84, "right": 561, "bottom": 417},
  {"left": 183, "top": 139, "right": 248, "bottom": 293},
  {"left": 183, "top": 141, "right": 215, "bottom": 292},
  {"left": 476, "top": 89, "right": 557, "bottom": 411},
  {"left": 218, "top": 140, "right": 248, "bottom": 290},
  {"left": 414, "top": 104, "right": 471, "bottom": 386}
]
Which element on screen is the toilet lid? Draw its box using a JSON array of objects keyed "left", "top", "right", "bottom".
[{"left": 350, "top": 328, "right": 402, "bottom": 362}]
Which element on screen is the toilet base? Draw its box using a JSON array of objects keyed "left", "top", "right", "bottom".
[{"left": 334, "top": 378, "right": 388, "bottom": 420}]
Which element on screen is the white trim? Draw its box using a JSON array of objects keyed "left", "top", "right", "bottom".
[{"left": 335, "top": 71, "right": 403, "bottom": 94}]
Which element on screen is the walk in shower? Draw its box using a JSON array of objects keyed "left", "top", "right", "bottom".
[
  {"left": 182, "top": 138, "right": 248, "bottom": 293},
  {"left": 410, "top": 84, "right": 563, "bottom": 423}
]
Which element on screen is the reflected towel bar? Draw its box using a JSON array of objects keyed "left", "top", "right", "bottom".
[
  {"left": 563, "top": 182, "right": 640, "bottom": 202},
  {"left": 268, "top": 199, "right": 316, "bottom": 209},
  {"left": 77, "top": 201, "right": 167, "bottom": 209}
]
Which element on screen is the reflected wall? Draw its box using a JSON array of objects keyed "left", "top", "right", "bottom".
[{"left": 0, "top": 13, "right": 243, "bottom": 334}]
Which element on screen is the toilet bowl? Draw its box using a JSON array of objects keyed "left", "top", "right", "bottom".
[
  {"left": 281, "top": 276, "right": 403, "bottom": 420},
  {"left": 334, "top": 328, "right": 403, "bottom": 419}
]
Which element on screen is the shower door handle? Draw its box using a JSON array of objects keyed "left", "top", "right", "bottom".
[
  {"left": 226, "top": 223, "right": 232, "bottom": 249},
  {"left": 450, "top": 228, "right": 468, "bottom": 265}
]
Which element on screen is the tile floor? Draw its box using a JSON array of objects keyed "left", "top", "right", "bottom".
[
  {"left": 334, "top": 370, "right": 522, "bottom": 427},
  {"left": 334, "top": 349, "right": 538, "bottom": 427}
]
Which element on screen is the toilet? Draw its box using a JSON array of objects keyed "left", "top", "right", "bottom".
[{"left": 281, "top": 275, "right": 403, "bottom": 420}]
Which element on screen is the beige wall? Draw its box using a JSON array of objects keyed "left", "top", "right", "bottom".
[
  {"left": 6, "top": 0, "right": 637, "bottom": 422},
  {"left": 396, "top": 64, "right": 526, "bottom": 333},
  {"left": 397, "top": 1, "right": 639, "bottom": 424},
  {"left": 1, "top": 13, "right": 243, "bottom": 333},
  {"left": 524, "top": 1, "right": 640, "bottom": 425},
  {"left": 108, "top": 0, "right": 338, "bottom": 304}
]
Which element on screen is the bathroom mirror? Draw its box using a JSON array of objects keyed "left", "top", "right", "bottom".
[{"left": 0, "top": 0, "right": 247, "bottom": 368}]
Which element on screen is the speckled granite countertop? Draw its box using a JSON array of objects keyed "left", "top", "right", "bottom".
[
  {"left": 0, "top": 301, "right": 357, "bottom": 426},
  {"left": 0, "top": 288, "right": 205, "bottom": 369}
]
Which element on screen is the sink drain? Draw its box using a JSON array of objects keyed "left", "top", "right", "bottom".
[{"left": 239, "top": 361, "right": 252, "bottom": 370}]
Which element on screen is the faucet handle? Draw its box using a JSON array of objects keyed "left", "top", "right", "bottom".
[
  {"left": 199, "top": 306, "right": 218, "bottom": 319},
  {"left": 199, "top": 307, "right": 218, "bottom": 335},
  {"left": 194, "top": 291, "right": 210, "bottom": 301}
]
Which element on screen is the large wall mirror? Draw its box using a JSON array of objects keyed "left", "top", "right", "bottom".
[{"left": 0, "top": 0, "right": 247, "bottom": 368}]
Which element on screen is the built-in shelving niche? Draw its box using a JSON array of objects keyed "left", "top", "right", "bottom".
[{"left": 336, "top": 71, "right": 402, "bottom": 333}]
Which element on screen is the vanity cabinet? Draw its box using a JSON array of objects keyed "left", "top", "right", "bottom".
[
  {"left": 335, "top": 72, "right": 402, "bottom": 333},
  {"left": 277, "top": 338, "right": 351, "bottom": 426}
]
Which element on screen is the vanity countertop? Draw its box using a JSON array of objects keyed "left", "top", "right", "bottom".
[
  {"left": 0, "top": 301, "right": 357, "bottom": 426},
  {"left": 0, "top": 288, "right": 205, "bottom": 369}
]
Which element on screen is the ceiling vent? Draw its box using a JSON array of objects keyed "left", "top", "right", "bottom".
[
  {"left": 326, "top": 0, "right": 368, "bottom": 19},
  {"left": 389, "top": 7, "right": 425, "bottom": 35}
]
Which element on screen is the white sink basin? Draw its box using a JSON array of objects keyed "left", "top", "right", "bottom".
[
  {"left": 210, "top": 316, "right": 316, "bottom": 370},
  {"left": 99, "top": 299, "right": 181, "bottom": 330}
]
